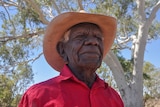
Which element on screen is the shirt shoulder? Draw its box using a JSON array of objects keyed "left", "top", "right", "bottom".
[
  {"left": 18, "top": 76, "right": 62, "bottom": 107},
  {"left": 106, "top": 85, "right": 124, "bottom": 107},
  {"left": 94, "top": 77, "right": 124, "bottom": 107},
  {"left": 28, "top": 76, "right": 60, "bottom": 94}
]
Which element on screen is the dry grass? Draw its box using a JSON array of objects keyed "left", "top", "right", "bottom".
[{"left": 145, "top": 99, "right": 160, "bottom": 107}]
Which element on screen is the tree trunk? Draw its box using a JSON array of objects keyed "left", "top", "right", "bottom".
[
  {"left": 104, "top": 1, "right": 160, "bottom": 106},
  {"left": 104, "top": 22, "right": 149, "bottom": 107},
  {"left": 104, "top": 51, "right": 144, "bottom": 107}
]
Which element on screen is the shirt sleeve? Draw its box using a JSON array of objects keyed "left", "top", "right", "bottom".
[
  {"left": 18, "top": 86, "right": 39, "bottom": 107},
  {"left": 110, "top": 87, "right": 124, "bottom": 107},
  {"left": 18, "top": 92, "right": 29, "bottom": 107}
]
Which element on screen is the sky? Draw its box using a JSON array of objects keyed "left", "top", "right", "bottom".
[
  {"left": 32, "top": 38, "right": 160, "bottom": 84},
  {"left": 0, "top": 4, "right": 159, "bottom": 87},
  {"left": 32, "top": 55, "right": 59, "bottom": 84},
  {"left": 32, "top": 10, "right": 160, "bottom": 85}
]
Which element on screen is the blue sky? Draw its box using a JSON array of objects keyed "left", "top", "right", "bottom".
[
  {"left": 32, "top": 10, "right": 160, "bottom": 84},
  {"left": 32, "top": 39, "right": 160, "bottom": 84},
  {"left": 0, "top": 5, "right": 159, "bottom": 86},
  {"left": 32, "top": 55, "right": 59, "bottom": 84}
]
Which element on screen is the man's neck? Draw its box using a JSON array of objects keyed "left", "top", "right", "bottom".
[{"left": 68, "top": 65, "right": 97, "bottom": 88}]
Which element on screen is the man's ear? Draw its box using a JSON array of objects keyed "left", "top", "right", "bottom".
[{"left": 56, "top": 42, "right": 68, "bottom": 63}]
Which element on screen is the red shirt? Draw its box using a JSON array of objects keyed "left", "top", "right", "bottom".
[{"left": 19, "top": 65, "right": 124, "bottom": 107}]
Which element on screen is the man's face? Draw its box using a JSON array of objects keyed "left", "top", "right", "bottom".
[{"left": 60, "top": 23, "right": 104, "bottom": 70}]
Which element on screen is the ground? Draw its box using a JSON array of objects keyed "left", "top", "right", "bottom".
[{"left": 145, "top": 98, "right": 160, "bottom": 107}]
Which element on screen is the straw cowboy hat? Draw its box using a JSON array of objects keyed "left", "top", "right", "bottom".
[{"left": 43, "top": 11, "right": 117, "bottom": 72}]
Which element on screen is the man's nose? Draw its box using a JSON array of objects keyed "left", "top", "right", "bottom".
[{"left": 84, "top": 36, "right": 99, "bottom": 45}]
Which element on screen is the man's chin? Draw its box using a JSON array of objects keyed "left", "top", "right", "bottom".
[
  {"left": 80, "top": 62, "right": 101, "bottom": 69},
  {"left": 77, "top": 56, "right": 102, "bottom": 69}
]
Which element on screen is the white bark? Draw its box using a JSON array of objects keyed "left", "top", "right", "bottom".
[
  {"left": 104, "top": 51, "right": 142, "bottom": 107},
  {"left": 147, "top": 1, "right": 160, "bottom": 26},
  {"left": 104, "top": 51, "right": 127, "bottom": 90},
  {"left": 136, "top": 0, "right": 145, "bottom": 21},
  {"left": 1, "top": 0, "right": 160, "bottom": 106},
  {"left": 104, "top": 51, "right": 131, "bottom": 106},
  {"left": 106, "top": 0, "right": 160, "bottom": 107}
]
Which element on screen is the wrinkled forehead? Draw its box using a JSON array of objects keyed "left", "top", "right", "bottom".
[
  {"left": 61, "top": 22, "right": 103, "bottom": 42},
  {"left": 69, "top": 22, "right": 102, "bottom": 34}
]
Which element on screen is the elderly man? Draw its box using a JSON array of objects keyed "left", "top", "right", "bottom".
[{"left": 18, "top": 12, "right": 124, "bottom": 107}]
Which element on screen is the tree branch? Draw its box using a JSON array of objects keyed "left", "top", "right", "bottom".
[
  {"left": 103, "top": 51, "right": 127, "bottom": 90},
  {"left": 0, "top": 0, "right": 18, "bottom": 7},
  {"left": 23, "top": 52, "right": 43, "bottom": 64},
  {"left": 52, "top": 0, "right": 61, "bottom": 14},
  {"left": 24, "top": 0, "right": 49, "bottom": 25},
  {"left": 136, "top": 0, "right": 146, "bottom": 22},
  {"left": 0, "top": 30, "right": 45, "bottom": 43},
  {"left": 1, "top": 1, "right": 16, "bottom": 36},
  {"left": 77, "top": 0, "right": 84, "bottom": 10},
  {"left": 43, "top": 6, "right": 54, "bottom": 19},
  {"left": 147, "top": 1, "right": 160, "bottom": 25},
  {"left": 0, "top": 53, "right": 43, "bottom": 72},
  {"left": 117, "top": 36, "right": 130, "bottom": 44},
  {"left": 64, "top": 0, "right": 71, "bottom": 11}
]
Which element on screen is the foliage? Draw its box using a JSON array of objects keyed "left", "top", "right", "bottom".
[
  {"left": 0, "top": 0, "right": 160, "bottom": 107},
  {"left": 97, "top": 62, "right": 117, "bottom": 88},
  {"left": 97, "top": 59, "right": 160, "bottom": 100},
  {"left": 143, "top": 62, "right": 160, "bottom": 100},
  {"left": 0, "top": 64, "right": 34, "bottom": 107}
]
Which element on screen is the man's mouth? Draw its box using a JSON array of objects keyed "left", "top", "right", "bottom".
[{"left": 79, "top": 52, "right": 100, "bottom": 58}]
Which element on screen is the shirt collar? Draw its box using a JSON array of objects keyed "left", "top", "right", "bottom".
[
  {"left": 59, "top": 65, "right": 108, "bottom": 89},
  {"left": 60, "top": 64, "right": 73, "bottom": 79}
]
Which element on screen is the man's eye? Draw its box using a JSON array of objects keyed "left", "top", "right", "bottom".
[
  {"left": 95, "top": 36, "right": 103, "bottom": 41},
  {"left": 74, "top": 35, "right": 86, "bottom": 40}
]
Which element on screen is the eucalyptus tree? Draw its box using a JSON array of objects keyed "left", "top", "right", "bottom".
[
  {"left": 101, "top": 0, "right": 160, "bottom": 106},
  {"left": 0, "top": 0, "right": 160, "bottom": 107},
  {"left": 143, "top": 62, "right": 160, "bottom": 99}
]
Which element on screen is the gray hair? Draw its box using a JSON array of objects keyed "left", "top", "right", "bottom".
[{"left": 60, "top": 30, "right": 71, "bottom": 43}]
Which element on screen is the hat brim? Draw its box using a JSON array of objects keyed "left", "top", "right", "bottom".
[{"left": 43, "top": 12, "right": 117, "bottom": 72}]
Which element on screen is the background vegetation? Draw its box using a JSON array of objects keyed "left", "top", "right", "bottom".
[{"left": 0, "top": 0, "right": 160, "bottom": 107}]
